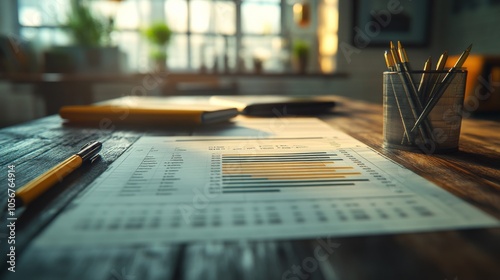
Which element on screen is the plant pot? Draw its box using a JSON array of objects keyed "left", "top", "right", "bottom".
[
  {"left": 153, "top": 57, "right": 167, "bottom": 73},
  {"left": 44, "top": 46, "right": 124, "bottom": 73},
  {"left": 253, "top": 58, "right": 263, "bottom": 74},
  {"left": 294, "top": 53, "right": 308, "bottom": 74}
]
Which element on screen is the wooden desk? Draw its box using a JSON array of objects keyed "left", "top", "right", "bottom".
[{"left": 0, "top": 97, "right": 499, "bottom": 279}]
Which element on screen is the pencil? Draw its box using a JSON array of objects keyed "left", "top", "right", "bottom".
[
  {"left": 385, "top": 50, "right": 412, "bottom": 143},
  {"left": 412, "top": 44, "right": 472, "bottom": 133},
  {"left": 426, "top": 51, "right": 448, "bottom": 102},
  {"left": 384, "top": 50, "right": 395, "bottom": 71},
  {"left": 394, "top": 41, "right": 434, "bottom": 144},
  {"left": 418, "top": 57, "right": 432, "bottom": 102}
]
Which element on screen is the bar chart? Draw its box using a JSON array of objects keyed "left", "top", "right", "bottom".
[{"left": 221, "top": 152, "right": 369, "bottom": 194}]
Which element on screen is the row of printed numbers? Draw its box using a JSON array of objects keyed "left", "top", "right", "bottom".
[{"left": 7, "top": 165, "right": 16, "bottom": 215}]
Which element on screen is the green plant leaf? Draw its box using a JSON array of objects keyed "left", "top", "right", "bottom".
[
  {"left": 65, "top": 0, "right": 112, "bottom": 47},
  {"left": 293, "top": 40, "right": 310, "bottom": 57},
  {"left": 143, "top": 23, "right": 172, "bottom": 46}
]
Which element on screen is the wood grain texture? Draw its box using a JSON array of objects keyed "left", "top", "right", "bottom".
[{"left": 0, "top": 97, "right": 499, "bottom": 280}]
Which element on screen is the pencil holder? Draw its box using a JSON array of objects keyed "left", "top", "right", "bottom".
[{"left": 383, "top": 70, "right": 467, "bottom": 154}]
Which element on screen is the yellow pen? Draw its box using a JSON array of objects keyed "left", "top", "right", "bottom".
[{"left": 15, "top": 141, "right": 102, "bottom": 208}]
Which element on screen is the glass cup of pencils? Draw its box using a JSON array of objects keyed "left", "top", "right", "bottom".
[
  {"left": 383, "top": 70, "right": 467, "bottom": 154},
  {"left": 382, "top": 41, "right": 470, "bottom": 154}
]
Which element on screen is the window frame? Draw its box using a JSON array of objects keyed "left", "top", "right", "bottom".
[{"left": 15, "top": 0, "right": 287, "bottom": 72}]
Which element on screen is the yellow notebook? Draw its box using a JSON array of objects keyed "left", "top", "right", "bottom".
[{"left": 59, "top": 96, "right": 239, "bottom": 125}]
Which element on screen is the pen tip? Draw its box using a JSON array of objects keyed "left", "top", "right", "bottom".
[
  {"left": 389, "top": 41, "right": 395, "bottom": 49},
  {"left": 397, "top": 41, "right": 403, "bottom": 49},
  {"left": 466, "top": 44, "right": 473, "bottom": 51}
]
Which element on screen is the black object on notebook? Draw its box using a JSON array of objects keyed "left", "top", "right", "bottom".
[{"left": 209, "top": 95, "right": 336, "bottom": 116}]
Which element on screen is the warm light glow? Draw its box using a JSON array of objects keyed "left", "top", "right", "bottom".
[
  {"left": 322, "top": 6, "right": 339, "bottom": 32},
  {"left": 317, "top": 0, "right": 339, "bottom": 73},
  {"left": 293, "top": 3, "right": 311, "bottom": 27},
  {"left": 253, "top": 48, "right": 271, "bottom": 60},
  {"left": 319, "top": 34, "right": 338, "bottom": 55},
  {"left": 272, "top": 37, "right": 283, "bottom": 50},
  {"left": 293, "top": 3, "right": 303, "bottom": 15},
  {"left": 320, "top": 57, "right": 334, "bottom": 73}
]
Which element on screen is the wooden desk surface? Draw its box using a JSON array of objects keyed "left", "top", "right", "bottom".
[{"left": 0, "top": 97, "right": 499, "bottom": 280}]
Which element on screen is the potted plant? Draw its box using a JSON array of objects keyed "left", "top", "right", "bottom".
[
  {"left": 45, "top": 0, "right": 121, "bottom": 73},
  {"left": 293, "top": 40, "right": 310, "bottom": 74},
  {"left": 143, "top": 23, "right": 172, "bottom": 72},
  {"left": 66, "top": 0, "right": 112, "bottom": 47}
]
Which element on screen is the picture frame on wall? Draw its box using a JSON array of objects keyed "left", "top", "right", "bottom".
[{"left": 352, "top": 0, "right": 431, "bottom": 48}]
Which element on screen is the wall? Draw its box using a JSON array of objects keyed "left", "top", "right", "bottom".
[
  {"left": 0, "top": 0, "right": 44, "bottom": 127},
  {"left": 435, "top": 0, "right": 500, "bottom": 54},
  {"left": 0, "top": 1, "right": 17, "bottom": 35},
  {"left": 331, "top": 0, "right": 500, "bottom": 103},
  {"left": 330, "top": 0, "right": 442, "bottom": 103}
]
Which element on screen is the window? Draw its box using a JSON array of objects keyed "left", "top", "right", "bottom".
[{"left": 16, "top": 0, "right": 338, "bottom": 73}]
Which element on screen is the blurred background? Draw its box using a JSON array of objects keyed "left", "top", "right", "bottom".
[{"left": 1, "top": 0, "right": 500, "bottom": 127}]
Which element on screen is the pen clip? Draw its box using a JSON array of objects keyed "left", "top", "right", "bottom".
[
  {"left": 80, "top": 140, "right": 97, "bottom": 150},
  {"left": 77, "top": 141, "right": 103, "bottom": 162}
]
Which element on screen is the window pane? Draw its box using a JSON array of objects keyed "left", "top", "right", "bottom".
[
  {"left": 19, "top": 7, "right": 42, "bottom": 27},
  {"left": 242, "top": 3, "right": 280, "bottom": 34},
  {"left": 52, "top": 29, "right": 71, "bottom": 45},
  {"left": 242, "top": 36, "right": 283, "bottom": 72},
  {"left": 114, "top": 0, "right": 151, "bottom": 29},
  {"left": 190, "top": 0, "right": 211, "bottom": 33},
  {"left": 20, "top": 27, "right": 67, "bottom": 48},
  {"left": 167, "top": 35, "right": 188, "bottom": 70},
  {"left": 191, "top": 35, "right": 236, "bottom": 71},
  {"left": 191, "top": 35, "right": 215, "bottom": 71},
  {"left": 215, "top": 1, "right": 236, "bottom": 35},
  {"left": 190, "top": 0, "right": 235, "bottom": 34},
  {"left": 113, "top": 31, "right": 146, "bottom": 72},
  {"left": 90, "top": 1, "right": 122, "bottom": 22},
  {"left": 19, "top": 27, "right": 40, "bottom": 43},
  {"left": 165, "top": 0, "right": 188, "bottom": 32},
  {"left": 18, "top": 0, "right": 70, "bottom": 26}
]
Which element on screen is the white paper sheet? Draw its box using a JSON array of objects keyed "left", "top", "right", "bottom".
[{"left": 34, "top": 118, "right": 499, "bottom": 246}]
